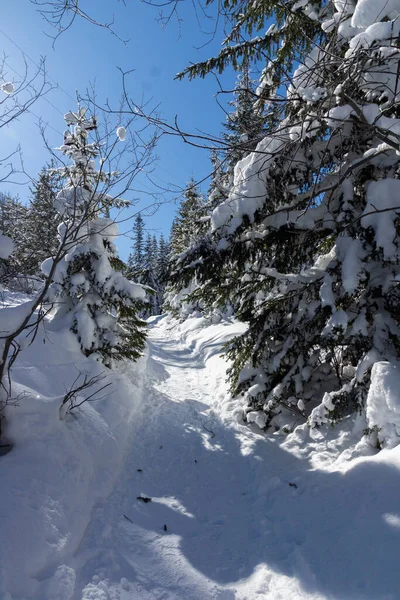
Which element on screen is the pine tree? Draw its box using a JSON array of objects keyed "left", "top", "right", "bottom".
[
  {"left": 166, "top": 180, "right": 208, "bottom": 317},
  {"left": 128, "top": 213, "right": 145, "bottom": 277},
  {"left": 170, "top": 179, "right": 205, "bottom": 255},
  {"left": 143, "top": 234, "right": 155, "bottom": 272},
  {"left": 43, "top": 107, "right": 147, "bottom": 364},
  {"left": 206, "top": 151, "right": 229, "bottom": 212},
  {"left": 177, "top": 1, "right": 325, "bottom": 128},
  {"left": 138, "top": 233, "right": 160, "bottom": 316},
  {"left": 0, "top": 193, "right": 16, "bottom": 284},
  {"left": 152, "top": 234, "right": 158, "bottom": 264},
  {"left": 172, "top": 0, "right": 400, "bottom": 437},
  {"left": 23, "top": 163, "right": 63, "bottom": 276},
  {"left": 222, "top": 61, "right": 266, "bottom": 171},
  {"left": 157, "top": 234, "right": 170, "bottom": 285},
  {"left": 0, "top": 193, "right": 30, "bottom": 282},
  {"left": 154, "top": 234, "right": 169, "bottom": 314}
]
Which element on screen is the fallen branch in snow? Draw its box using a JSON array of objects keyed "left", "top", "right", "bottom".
[{"left": 123, "top": 514, "right": 134, "bottom": 524}]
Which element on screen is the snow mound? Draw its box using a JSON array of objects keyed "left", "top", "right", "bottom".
[{"left": 366, "top": 361, "right": 400, "bottom": 449}]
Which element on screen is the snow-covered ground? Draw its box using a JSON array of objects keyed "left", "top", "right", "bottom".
[{"left": 2, "top": 310, "right": 400, "bottom": 599}]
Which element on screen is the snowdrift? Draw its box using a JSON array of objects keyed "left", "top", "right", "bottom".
[{"left": 0, "top": 295, "right": 148, "bottom": 599}]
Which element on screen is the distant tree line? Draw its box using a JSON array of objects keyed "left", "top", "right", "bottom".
[{"left": 127, "top": 213, "right": 170, "bottom": 317}]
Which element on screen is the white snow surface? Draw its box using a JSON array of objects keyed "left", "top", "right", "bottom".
[
  {"left": 351, "top": 0, "right": 400, "bottom": 28},
  {"left": 366, "top": 361, "right": 400, "bottom": 449},
  {"left": 2, "top": 307, "right": 400, "bottom": 599}
]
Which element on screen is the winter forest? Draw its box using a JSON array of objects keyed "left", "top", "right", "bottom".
[{"left": 2, "top": 0, "right": 400, "bottom": 598}]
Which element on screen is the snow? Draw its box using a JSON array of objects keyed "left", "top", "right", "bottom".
[
  {"left": 210, "top": 132, "right": 288, "bottom": 235},
  {"left": 116, "top": 126, "right": 126, "bottom": 142},
  {"left": 1, "top": 82, "right": 14, "bottom": 94},
  {"left": 0, "top": 294, "right": 148, "bottom": 599},
  {"left": 319, "top": 273, "right": 335, "bottom": 309},
  {"left": 366, "top": 361, "right": 400, "bottom": 448},
  {"left": 3, "top": 309, "right": 400, "bottom": 598},
  {"left": 246, "top": 410, "right": 268, "bottom": 429},
  {"left": 297, "top": 399, "right": 305, "bottom": 412},
  {"left": 64, "top": 108, "right": 88, "bottom": 126},
  {"left": 348, "top": 20, "right": 400, "bottom": 54},
  {"left": 351, "top": 0, "right": 400, "bottom": 29},
  {"left": 322, "top": 309, "right": 349, "bottom": 336},
  {"left": 336, "top": 236, "right": 364, "bottom": 294}
]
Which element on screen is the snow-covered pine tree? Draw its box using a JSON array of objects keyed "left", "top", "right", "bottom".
[
  {"left": 23, "top": 163, "right": 63, "bottom": 276},
  {"left": 169, "top": 179, "right": 206, "bottom": 255},
  {"left": 136, "top": 233, "right": 158, "bottom": 316},
  {"left": 165, "top": 179, "right": 207, "bottom": 317},
  {"left": 206, "top": 151, "right": 229, "bottom": 212},
  {"left": 166, "top": 67, "right": 266, "bottom": 320},
  {"left": 151, "top": 234, "right": 169, "bottom": 313},
  {"left": 174, "top": 0, "right": 400, "bottom": 437},
  {"left": 42, "top": 107, "right": 147, "bottom": 364}
]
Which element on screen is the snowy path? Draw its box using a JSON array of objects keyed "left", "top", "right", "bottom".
[{"left": 69, "top": 317, "right": 400, "bottom": 600}]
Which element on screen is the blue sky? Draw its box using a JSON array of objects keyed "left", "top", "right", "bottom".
[{"left": 2, "top": 0, "right": 236, "bottom": 259}]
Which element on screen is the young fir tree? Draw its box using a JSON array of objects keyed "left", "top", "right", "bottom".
[
  {"left": 152, "top": 234, "right": 158, "bottom": 265},
  {"left": 43, "top": 107, "right": 147, "bottom": 364},
  {"left": 139, "top": 233, "right": 161, "bottom": 316},
  {"left": 157, "top": 234, "right": 170, "bottom": 285},
  {"left": 172, "top": 0, "right": 400, "bottom": 438},
  {"left": 222, "top": 60, "right": 266, "bottom": 172},
  {"left": 23, "top": 163, "right": 63, "bottom": 276},
  {"left": 0, "top": 193, "right": 16, "bottom": 284},
  {"left": 152, "top": 234, "right": 169, "bottom": 313},
  {"left": 165, "top": 179, "right": 207, "bottom": 317},
  {"left": 127, "top": 213, "right": 145, "bottom": 278},
  {"left": 170, "top": 179, "right": 205, "bottom": 255},
  {"left": 206, "top": 151, "right": 229, "bottom": 212}
]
